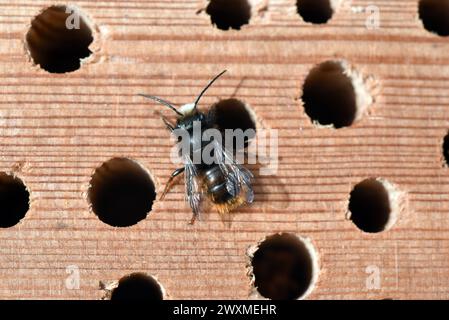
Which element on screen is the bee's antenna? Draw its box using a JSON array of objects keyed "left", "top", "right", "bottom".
[
  {"left": 138, "top": 94, "right": 184, "bottom": 116},
  {"left": 194, "top": 70, "right": 227, "bottom": 109}
]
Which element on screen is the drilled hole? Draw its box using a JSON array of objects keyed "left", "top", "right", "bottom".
[
  {"left": 301, "top": 60, "right": 370, "bottom": 129},
  {"left": 88, "top": 158, "right": 156, "bottom": 227},
  {"left": 0, "top": 173, "right": 30, "bottom": 228},
  {"left": 25, "top": 5, "right": 94, "bottom": 73},
  {"left": 212, "top": 98, "right": 256, "bottom": 149},
  {"left": 348, "top": 178, "right": 399, "bottom": 233},
  {"left": 419, "top": 0, "right": 449, "bottom": 36},
  {"left": 442, "top": 131, "right": 449, "bottom": 165},
  {"left": 250, "top": 233, "right": 317, "bottom": 300},
  {"left": 206, "top": 0, "right": 251, "bottom": 30},
  {"left": 297, "top": 0, "right": 334, "bottom": 24},
  {"left": 111, "top": 273, "right": 163, "bottom": 300}
]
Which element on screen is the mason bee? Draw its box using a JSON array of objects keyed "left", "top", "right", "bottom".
[{"left": 139, "top": 70, "right": 254, "bottom": 224}]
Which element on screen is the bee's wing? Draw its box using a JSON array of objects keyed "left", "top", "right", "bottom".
[
  {"left": 183, "top": 154, "right": 203, "bottom": 218},
  {"left": 213, "top": 140, "right": 254, "bottom": 204}
]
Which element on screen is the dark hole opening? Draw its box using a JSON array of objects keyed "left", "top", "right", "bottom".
[
  {"left": 111, "top": 273, "right": 163, "bottom": 300},
  {"left": 88, "top": 158, "right": 156, "bottom": 227},
  {"left": 206, "top": 0, "right": 251, "bottom": 30},
  {"left": 251, "top": 233, "right": 314, "bottom": 300},
  {"left": 25, "top": 5, "right": 93, "bottom": 73},
  {"left": 419, "top": 0, "right": 449, "bottom": 37},
  {"left": 442, "top": 131, "right": 449, "bottom": 165},
  {"left": 348, "top": 178, "right": 391, "bottom": 233},
  {"left": 301, "top": 61, "right": 357, "bottom": 128},
  {"left": 211, "top": 98, "right": 256, "bottom": 150},
  {"left": 296, "top": 0, "right": 334, "bottom": 24},
  {"left": 0, "top": 173, "right": 30, "bottom": 228}
]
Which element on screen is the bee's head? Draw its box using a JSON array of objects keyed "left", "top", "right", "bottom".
[
  {"left": 139, "top": 70, "right": 226, "bottom": 127},
  {"left": 178, "top": 103, "right": 197, "bottom": 117},
  {"left": 176, "top": 105, "right": 205, "bottom": 130}
]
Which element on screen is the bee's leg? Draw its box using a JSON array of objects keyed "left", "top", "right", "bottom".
[
  {"left": 160, "top": 167, "right": 185, "bottom": 200},
  {"left": 189, "top": 212, "right": 198, "bottom": 225},
  {"left": 162, "top": 117, "right": 174, "bottom": 132},
  {"left": 158, "top": 112, "right": 175, "bottom": 132}
]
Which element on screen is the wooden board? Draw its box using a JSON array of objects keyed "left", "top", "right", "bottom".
[{"left": 1, "top": 0, "right": 449, "bottom": 299}]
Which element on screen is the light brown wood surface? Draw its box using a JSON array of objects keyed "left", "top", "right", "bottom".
[{"left": 1, "top": 0, "right": 449, "bottom": 299}]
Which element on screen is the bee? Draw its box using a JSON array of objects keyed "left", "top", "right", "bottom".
[{"left": 139, "top": 70, "right": 254, "bottom": 224}]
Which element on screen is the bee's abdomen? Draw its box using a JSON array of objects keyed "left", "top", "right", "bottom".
[{"left": 203, "top": 165, "right": 233, "bottom": 204}]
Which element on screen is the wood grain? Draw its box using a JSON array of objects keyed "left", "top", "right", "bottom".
[{"left": 1, "top": 0, "right": 449, "bottom": 299}]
